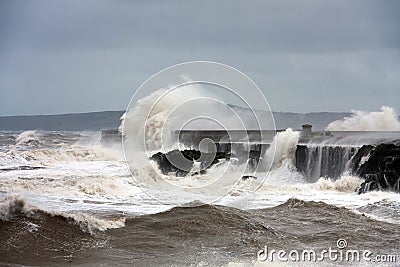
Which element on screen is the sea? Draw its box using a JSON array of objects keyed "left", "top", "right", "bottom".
[{"left": 1, "top": 128, "right": 399, "bottom": 266}]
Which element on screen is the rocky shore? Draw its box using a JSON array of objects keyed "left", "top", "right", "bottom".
[
  {"left": 352, "top": 143, "right": 400, "bottom": 194},
  {"left": 149, "top": 142, "right": 400, "bottom": 194},
  {"left": 150, "top": 149, "right": 230, "bottom": 177}
]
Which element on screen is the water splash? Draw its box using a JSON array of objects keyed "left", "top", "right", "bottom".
[
  {"left": 326, "top": 106, "right": 400, "bottom": 131},
  {"left": 16, "top": 130, "right": 41, "bottom": 145}
]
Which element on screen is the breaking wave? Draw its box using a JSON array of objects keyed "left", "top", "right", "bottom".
[
  {"left": 0, "top": 143, "right": 124, "bottom": 167},
  {"left": 0, "top": 195, "right": 125, "bottom": 233},
  {"left": 315, "top": 175, "right": 362, "bottom": 192},
  {"left": 263, "top": 128, "right": 299, "bottom": 170},
  {"left": 2, "top": 197, "right": 399, "bottom": 266},
  {"left": 120, "top": 86, "right": 207, "bottom": 155},
  {"left": 16, "top": 130, "right": 41, "bottom": 145},
  {"left": 326, "top": 106, "right": 400, "bottom": 131}
]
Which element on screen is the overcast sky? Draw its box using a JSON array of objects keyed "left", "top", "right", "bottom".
[{"left": 0, "top": 0, "right": 399, "bottom": 116}]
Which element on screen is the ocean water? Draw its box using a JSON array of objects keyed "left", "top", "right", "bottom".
[{"left": 1, "top": 130, "right": 399, "bottom": 266}]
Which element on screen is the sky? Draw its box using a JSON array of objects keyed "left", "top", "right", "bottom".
[{"left": 0, "top": 0, "right": 399, "bottom": 116}]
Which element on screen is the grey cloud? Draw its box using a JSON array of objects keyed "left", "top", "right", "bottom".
[
  {"left": 2, "top": 0, "right": 399, "bottom": 52},
  {"left": 0, "top": 0, "right": 399, "bottom": 115}
]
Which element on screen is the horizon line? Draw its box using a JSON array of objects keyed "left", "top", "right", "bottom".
[{"left": 0, "top": 109, "right": 353, "bottom": 118}]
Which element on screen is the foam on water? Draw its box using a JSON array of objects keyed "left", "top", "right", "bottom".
[
  {"left": 0, "top": 131, "right": 176, "bottom": 231},
  {"left": 2, "top": 129, "right": 400, "bottom": 231},
  {"left": 16, "top": 130, "right": 41, "bottom": 145},
  {"left": 2, "top": 104, "right": 400, "bottom": 232},
  {"left": 0, "top": 195, "right": 127, "bottom": 233},
  {"left": 221, "top": 136, "right": 400, "bottom": 224},
  {"left": 315, "top": 175, "right": 362, "bottom": 192}
]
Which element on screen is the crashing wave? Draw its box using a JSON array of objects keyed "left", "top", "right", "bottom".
[
  {"left": 16, "top": 130, "right": 41, "bottom": 145},
  {"left": 0, "top": 195, "right": 125, "bottom": 233},
  {"left": 326, "top": 106, "right": 400, "bottom": 131}
]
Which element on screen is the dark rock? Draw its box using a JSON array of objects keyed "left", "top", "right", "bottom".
[
  {"left": 353, "top": 144, "right": 400, "bottom": 194},
  {"left": 241, "top": 175, "right": 257, "bottom": 181},
  {"left": 349, "top": 145, "right": 374, "bottom": 171},
  {"left": 150, "top": 149, "right": 230, "bottom": 176}
]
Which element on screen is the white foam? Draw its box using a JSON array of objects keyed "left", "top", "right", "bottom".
[
  {"left": 0, "top": 195, "right": 127, "bottom": 233},
  {"left": 120, "top": 86, "right": 207, "bottom": 155},
  {"left": 262, "top": 128, "right": 299, "bottom": 170},
  {"left": 64, "top": 212, "right": 126, "bottom": 233},
  {"left": 16, "top": 130, "right": 41, "bottom": 145},
  {"left": 2, "top": 105, "right": 400, "bottom": 229},
  {"left": 326, "top": 106, "right": 400, "bottom": 131},
  {"left": 315, "top": 175, "right": 362, "bottom": 192},
  {"left": 0, "top": 195, "right": 35, "bottom": 220}
]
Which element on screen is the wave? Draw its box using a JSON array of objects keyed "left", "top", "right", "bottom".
[
  {"left": 0, "top": 196, "right": 111, "bottom": 265},
  {"left": 16, "top": 130, "right": 41, "bottom": 145},
  {"left": 357, "top": 198, "right": 400, "bottom": 225},
  {"left": 0, "top": 144, "right": 124, "bottom": 167},
  {"left": 315, "top": 175, "right": 362, "bottom": 192},
  {"left": 2, "top": 197, "right": 399, "bottom": 266},
  {"left": 262, "top": 128, "right": 299, "bottom": 170},
  {"left": 326, "top": 106, "right": 400, "bottom": 131},
  {"left": 120, "top": 82, "right": 274, "bottom": 174},
  {"left": 0, "top": 195, "right": 125, "bottom": 233},
  {"left": 0, "top": 170, "right": 138, "bottom": 200},
  {"left": 120, "top": 86, "right": 207, "bottom": 155}
]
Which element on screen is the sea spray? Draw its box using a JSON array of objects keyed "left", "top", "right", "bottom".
[
  {"left": 262, "top": 128, "right": 300, "bottom": 170},
  {"left": 120, "top": 86, "right": 268, "bottom": 156},
  {"left": 120, "top": 86, "right": 209, "bottom": 168},
  {"left": 0, "top": 195, "right": 34, "bottom": 221},
  {"left": 120, "top": 83, "right": 272, "bottom": 194},
  {"left": 16, "top": 130, "right": 41, "bottom": 145},
  {"left": 315, "top": 175, "right": 362, "bottom": 192},
  {"left": 326, "top": 106, "right": 400, "bottom": 131}
]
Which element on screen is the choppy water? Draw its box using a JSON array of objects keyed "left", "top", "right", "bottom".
[{"left": 1, "top": 131, "right": 399, "bottom": 266}]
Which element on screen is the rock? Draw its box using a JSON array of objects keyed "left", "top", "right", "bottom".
[
  {"left": 353, "top": 144, "right": 400, "bottom": 194},
  {"left": 150, "top": 149, "right": 230, "bottom": 176},
  {"left": 241, "top": 175, "right": 257, "bottom": 181},
  {"left": 349, "top": 145, "right": 374, "bottom": 171}
]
